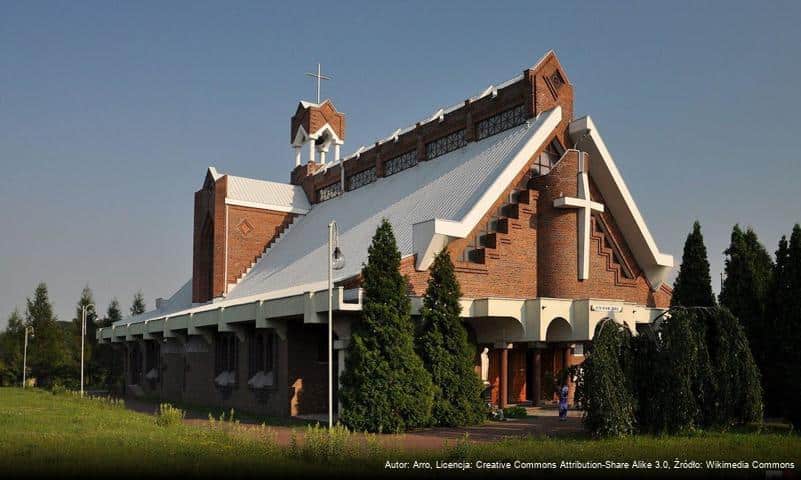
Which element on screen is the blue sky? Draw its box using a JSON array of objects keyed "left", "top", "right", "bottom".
[{"left": 1, "top": 1, "right": 800, "bottom": 327}]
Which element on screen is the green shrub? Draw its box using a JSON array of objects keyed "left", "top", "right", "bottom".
[
  {"left": 502, "top": 406, "right": 527, "bottom": 418},
  {"left": 577, "top": 319, "right": 635, "bottom": 437},
  {"left": 154, "top": 403, "right": 185, "bottom": 427}
]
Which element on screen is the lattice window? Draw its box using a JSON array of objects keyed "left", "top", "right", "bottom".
[
  {"left": 248, "top": 330, "right": 275, "bottom": 381},
  {"left": 316, "top": 182, "right": 342, "bottom": 202},
  {"left": 384, "top": 150, "right": 417, "bottom": 176},
  {"left": 348, "top": 167, "right": 377, "bottom": 191},
  {"left": 476, "top": 104, "right": 527, "bottom": 141},
  {"left": 426, "top": 129, "right": 467, "bottom": 160},
  {"left": 214, "top": 333, "right": 239, "bottom": 384},
  {"left": 531, "top": 138, "right": 565, "bottom": 176}
]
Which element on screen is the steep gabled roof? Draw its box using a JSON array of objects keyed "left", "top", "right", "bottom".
[{"left": 226, "top": 107, "right": 563, "bottom": 300}]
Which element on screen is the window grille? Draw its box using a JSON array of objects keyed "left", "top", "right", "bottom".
[
  {"left": 476, "top": 104, "right": 527, "bottom": 140},
  {"left": 383, "top": 150, "right": 417, "bottom": 176},
  {"left": 214, "top": 333, "right": 239, "bottom": 384},
  {"left": 248, "top": 331, "right": 275, "bottom": 381},
  {"left": 348, "top": 167, "right": 377, "bottom": 191},
  {"left": 426, "top": 129, "right": 467, "bottom": 160},
  {"left": 316, "top": 182, "right": 342, "bottom": 202}
]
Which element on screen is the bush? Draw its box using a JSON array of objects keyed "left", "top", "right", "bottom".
[
  {"left": 577, "top": 319, "right": 635, "bottom": 438},
  {"left": 502, "top": 406, "right": 527, "bottom": 418},
  {"left": 155, "top": 403, "right": 185, "bottom": 427}
]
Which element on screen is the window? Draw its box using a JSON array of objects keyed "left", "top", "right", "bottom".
[
  {"left": 384, "top": 150, "right": 417, "bottom": 176},
  {"left": 348, "top": 167, "right": 377, "bottom": 191},
  {"left": 531, "top": 138, "right": 565, "bottom": 176},
  {"left": 129, "top": 344, "right": 142, "bottom": 385},
  {"left": 214, "top": 333, "right": 239, "bottom": 386},
  {"left": 476, "top": 104, "right": 526, "bottom": 141},
  {"left": 248, "top": 330, "right": 276, "bottom": 388},
  {"left": 316, "top": 182, "right": 342, "bottom": 202},
  {"left": 426, "top": 129, "right": 467, "bottom": 160},
  {"left": 145, "top": 341, "right": 160, "bottom": 377}
]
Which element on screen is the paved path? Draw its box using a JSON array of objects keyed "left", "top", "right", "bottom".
[{"left": 124, "top": 398, "right": 585, "bottom": 450}]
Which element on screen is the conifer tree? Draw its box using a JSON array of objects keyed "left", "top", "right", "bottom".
[
  {"left": 653, "top": 309, "right": 702, "bottom": 434},
  {"left": 25, "top": 283, "right": 71, "bottom": 386},
  {"left": 130, "top": 291, "right": 146, "bottom": 316},
  {"left": 0, "top": 309, "right": 24, "bottom": 385},
  {"left": 765, "top": 235, "right": 791, "bottom": 416},
  {"left": 672, "top": 221, "right": 716, "bottom": 307},
  {"left": 339, "top": 219, "right": 434, "bottom": 432},
  {"left": 101, "top": 298, "right": 122, "bottom": 328},
  {"left": 784, "top": 225, "right": 801, "bottom": 428},
  {"left": 719, "top": 225, "right": 773, "bottom": 378},
  {"left": 578, "top": 319, "right": 635, "bottom": 437},
  {"left": 417, "top": 250, "right": 485, "bottom": 427}
]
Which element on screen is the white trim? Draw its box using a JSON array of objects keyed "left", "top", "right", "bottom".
[
  {"left": 224, "top": 198, "right": 310, "bottom": 214},
  {"left": 569, "top": 116, "right": 673, "bottom": 289},
  {"left": 412, "top": 107, "right": 563, "bottom": 270}
]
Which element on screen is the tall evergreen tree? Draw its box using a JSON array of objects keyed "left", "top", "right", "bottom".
[
  {"left": 783, "top": 225, "right": 801, "bottom": 428},
  {"left": 672, "top": 221, "right": 716, "bottom": 307},
  {"left": 99, "top": 298, "right": 122, "bottom": 328},
  {"left": 25, "top": 283, "right": 71, "bottom": 386},
  {"left": 339, "top": 219, "right": 434, "bottom": 432},
  {"left": 765, "top": 235, "right": 791, "bottom": 416},
  {"left": 719, "top": 225, "right": 773, "bottom": 381},
  {"left": 130, "top": 291, "right": 146, "bottom": 316},
  {"left": 416, "top": 250, "right": 485, "bottom": 427},
  {"left": 0, "top": 309, "right": 24, "bottom": 385}
]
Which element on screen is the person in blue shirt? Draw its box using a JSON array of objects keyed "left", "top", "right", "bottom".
[{"left": 558, "top": 383, "right": 569, "bottom": 421}]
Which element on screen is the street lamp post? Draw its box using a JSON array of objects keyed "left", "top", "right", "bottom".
[
  {"left": 328, "top": 220, "right": 345, "bottom": 429},
  {"left": 80, "top": 303, "right": 96, "bottom": 397},
  {"left": 22, "top": 326, "right": 34, "bottom": 388}
]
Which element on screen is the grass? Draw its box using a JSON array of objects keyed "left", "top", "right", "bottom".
[{"left": 0, "top": 387, "right": 798, "bottom": 477}]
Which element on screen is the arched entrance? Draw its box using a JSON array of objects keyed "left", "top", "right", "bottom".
[{"left": 537, "top": 317, "right": 573, "bottom": 403}]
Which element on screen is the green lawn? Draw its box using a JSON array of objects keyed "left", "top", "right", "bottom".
[{"left": 0, "top": 387, "right": 798, "bottom": 477}]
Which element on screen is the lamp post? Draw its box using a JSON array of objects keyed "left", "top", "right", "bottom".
[
  {"left": 80, "top": 303, "right": 96, "bottom": 397},
  {"left": 22, "top": 326, "right": 34, "bottom": 388},
  {"left": 328, "top": 220, "right": 345, "bottom": 429}
]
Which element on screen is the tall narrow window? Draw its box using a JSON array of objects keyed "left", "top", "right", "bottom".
[
  {"left": 214, "top": 333, "right": 239, "bottom": 387},
  {"left": 248, "top": 330, "right": 276, "bottom": 389}
]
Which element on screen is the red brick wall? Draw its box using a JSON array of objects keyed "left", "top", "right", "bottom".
[
  {"left": 225, "top": 205, "right": 295, "bottom": 288},
  {"left": 287, "top": 323, "right": 329, "bottom": 416},
  {"left": 193, "top": 173, "right": 297, "bottom": 301},
  {"left": 532, "top": 151, "right": 669, "bottom": 308}
]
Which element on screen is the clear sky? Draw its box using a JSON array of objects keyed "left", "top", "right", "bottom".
[{"left": 2, "top": 0, "right": 800, "bottom": 327}]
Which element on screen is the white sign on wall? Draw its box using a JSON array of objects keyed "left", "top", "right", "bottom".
[{"left": 591, "top": 304, "right": 623, "bottom": 313}]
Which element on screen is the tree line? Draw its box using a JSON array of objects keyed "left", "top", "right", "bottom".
[
  {"left": 0, "top": 284, "right": 147, "bottom": 390},
  {"left": 579, "top": 221, "right": 801, "bottom": 436}
]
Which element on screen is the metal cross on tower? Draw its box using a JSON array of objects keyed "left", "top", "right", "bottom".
[{"left": 305, "top": 63, "right": 331, "bottom": 104}]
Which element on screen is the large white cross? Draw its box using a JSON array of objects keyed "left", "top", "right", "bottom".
[{"left": 553, "top": 153, "right": 604, "bottom": 280}]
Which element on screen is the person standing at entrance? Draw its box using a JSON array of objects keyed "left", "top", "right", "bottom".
[{"left": 558, "top": 383, "right": 569, "bottom": 421}]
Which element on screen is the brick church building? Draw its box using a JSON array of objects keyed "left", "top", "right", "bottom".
[{"left": 98, "top": 51, "right": 673, "bottom": 417}]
